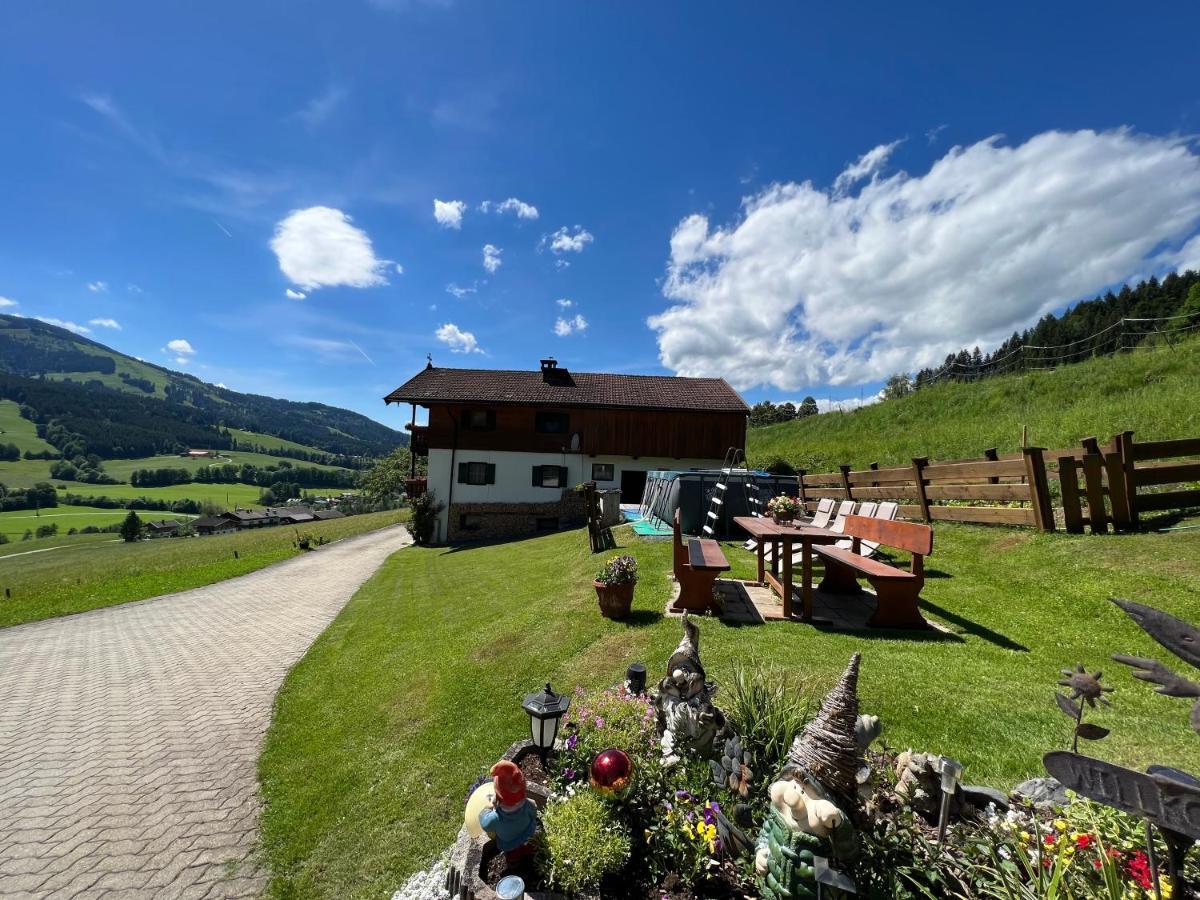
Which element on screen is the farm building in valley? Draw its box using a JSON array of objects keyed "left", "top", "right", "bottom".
[{"left": 385, "top": 357, "right": 748, "bottom": 542}]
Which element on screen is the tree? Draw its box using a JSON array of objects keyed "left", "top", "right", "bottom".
[
  {"left": 359, "top": 446, "right": 419, "bottom": 498},
  {"left": 882, "top": 373, "right": 913, "bottom": 401},
  {"left": 1183, "top": 282, "right": 1200, "bottom": 321},
  {"left": 119, "top": 510, "right": 143, "bottom": 543},
  {"left": 797, "top": 397, "right": 819, "bottom": 419}
]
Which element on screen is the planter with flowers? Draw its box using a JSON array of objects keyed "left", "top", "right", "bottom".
[
  {"left": 593, "top": 555, "right": 638, "bottom": 620},
  {"left": 766, "top": 493, "right": 801, "bottom": 524}
]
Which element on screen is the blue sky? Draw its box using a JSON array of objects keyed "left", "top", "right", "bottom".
[{"left": 3, "top": 2, "right": 1200, "bottom": 428}]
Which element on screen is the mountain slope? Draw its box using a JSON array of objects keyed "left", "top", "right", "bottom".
[
  {"left": 0, "top": 314, "right": 405, "bottom": 459},
  {"left": 746, "top": 335, "right": 1200, "bottom": 472}
]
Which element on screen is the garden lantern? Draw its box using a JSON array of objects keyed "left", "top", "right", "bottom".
[
  {"left": 626, "top": 663, "right": 647, "bottom": 695},
  {"left": 522, "top": 683, "right": 570, "bottom": 759},
  {"left": 936, "top": 756, "right": 963, "bottom": 843}
]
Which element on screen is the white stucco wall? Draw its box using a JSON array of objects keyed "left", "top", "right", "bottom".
[{"left": 425, "top": 448, "right": 725, "bottom": 541}]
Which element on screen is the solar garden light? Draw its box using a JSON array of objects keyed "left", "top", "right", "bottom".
[
  {"left": 625, "top": 663, "right": 647, "bottom": 695},
  {"left": 936, "top": 756, "right": 963, "bottom": 844},
  {"left": 522, "top": 683, "right": 570, "bottom": 763}
]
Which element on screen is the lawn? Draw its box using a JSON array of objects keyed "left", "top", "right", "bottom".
[
  {"left": 56, "top": 481, "right": 267, "bottom": 508},
  {"left": 101, "top": 451, "right": 353, "bottom": 481},
  {"left": 0, "top": 509, "right": 409, "bottom": 629},
  {"left": 0, "top": 399, "right": 57, "bottom": 455},
  {"left": 0, "top": 504, "right": 161, "bottom": 539},
  {"left": 259, "top": 520, "right": 1200, "bottom": 899}
]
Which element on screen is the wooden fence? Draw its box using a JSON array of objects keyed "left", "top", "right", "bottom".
[{"left": 795, "top": 431, "right": 1200, "bottom": 533}]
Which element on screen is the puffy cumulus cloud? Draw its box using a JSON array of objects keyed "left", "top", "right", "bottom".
[
  {"left": 556, "top": 298, "right": 573, "bottom": 308},
  {"left": 480, "top": 197, "right": 539, "bottom": 220},
  {"left": 0, "top": 296, "right": 18, "bottom": 308},
  {"left": 554, "top": 313, "right": 588, "bottom": 336},
  {"left": 88, "top": 318, "right": 121, "bottom": 329},
  {"left": 650, "top": 129, "right": 1200, "bottom": 392},
  {"left": 271, "top": 206, "right": 390, "bottom": 291},
  {"left": 436, "top": 322, "right": 482, "bottom": 353},
  {"left": 36, "top": 317, "right": 90, "bottom": 334},
  {"left": 433, "top": 198, "right": 466, "bottom": 229},
  {"left": 87, "top": 281, "right": 109, "bottom": 293},
  {"left": 482, "top": 243, "right": 503, "bottom": 273},
  {"left": 165, "top": 338, "right": 196, "bottom": 365},
  {"left": 285, "top": 289, "right": 307, "bottom": 300},
  {"left": 543, "top": 225, "right": 594, "bottom": 254}
]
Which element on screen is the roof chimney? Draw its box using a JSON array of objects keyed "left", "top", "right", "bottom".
[
  {"left": 540, "top": 356, "right": 571, "bottom": 385},
  {"left": 540, "top": 357, "right": 557, "bottom": 372}
]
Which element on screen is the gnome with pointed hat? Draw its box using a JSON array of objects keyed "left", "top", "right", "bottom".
[
  {"left": 654, "top": 614, "right": 726, "bottom": 764},
  {"left": 477, "top": 760, "right": 539, "bottom": 862},
  {"left": 755, "top": 654, "right": 864, "bottom": 899}
]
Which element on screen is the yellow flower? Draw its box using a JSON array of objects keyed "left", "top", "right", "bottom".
[
  {"left": 1019, "top": 831, "right": 1031, "bottom": 843},
  {"left": 1054, "top": 819, "right": 1067, "bottom": 832},
  {"left": 1160, "top": 877, "right": 1174, "bottom": 900}
]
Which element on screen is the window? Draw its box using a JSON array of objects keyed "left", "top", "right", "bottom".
[
  {"left": 532, "top": 465, "right": 568, "bottom": 488},
  {"left": 457, "top": 461, "right": 496, "bottom": 485},
  {"left": 591, "top": 463, "right": 615, "bottom": 482},
  {"left": 462, "top": 409, "right": 495, "bottom": 431},
  {"left": 535, "top": 411, "right": 570, "bottom": 434}
]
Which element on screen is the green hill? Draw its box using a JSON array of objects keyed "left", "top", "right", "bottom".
[
  {"left": 746, "top": 336, "right": 1200, "bottom": 472},
  {"left": 0, "top": 314, "right": 405, "bottom": 460}
]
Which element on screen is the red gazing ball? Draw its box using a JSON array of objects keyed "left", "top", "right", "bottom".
[{"left": 589, "top": 748, "right": 633, "bottom": 797}]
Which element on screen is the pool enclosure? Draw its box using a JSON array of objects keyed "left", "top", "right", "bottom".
[{"left": 633, "top": 468, "right": 800, "bottom": 537}]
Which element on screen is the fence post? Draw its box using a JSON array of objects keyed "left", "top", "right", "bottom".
[
  {"left": 911, "top": 457, "right": 932, "bottom": 523},
  {"left": 1104, "top": 435, "right": 1132, "bottom": 532},
  {"left": 796, "top": 470, "right": 807, "bottom": 512},
  {"left": 1118, "top": 430, "right": 1138, "bottom": 529},
  {"left": 1080, "top": 454, "right": 1108, "bottom": 535},
  {"left": 984, "top": 448, "right": 999, "bottom": 484},
  {"left": 869, "top": 462, "right": 879, "bottom": 488},
  {"left": 839, "top": 465, "right": 854, "bottom": 501},
  {"left": 1059, "top": 456, "right": 1084, "bottom": 534},
  {"left": 1023, "top": 447, "right": 1055, "bottom": 532}
]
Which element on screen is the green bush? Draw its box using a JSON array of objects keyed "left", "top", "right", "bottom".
[
  {"left": 538, "top": 791, "right": 630, "bottom": 895},
  {"left": 408, "top": 491, "right": 443, "bottom": 544},
  {"left": 724, "top": 660, "right": 813, "bottom": 778}
]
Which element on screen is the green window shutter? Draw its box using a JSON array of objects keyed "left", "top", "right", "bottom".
[
  {"left": 532, "top": 465, "right": 541, "bottom": 486},
  {"left": 458, "top": 462, "right": 468, "bottom": 483},
  {"left": 485, "top": 463, "right": 496, "bottom": 485},
  {"left": 559, "top": 466, "right": 569, "bottom": 487}
]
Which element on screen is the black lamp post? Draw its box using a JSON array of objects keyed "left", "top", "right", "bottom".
[{"left": 523, "top": 683, "right": 571, "bottom": 762}]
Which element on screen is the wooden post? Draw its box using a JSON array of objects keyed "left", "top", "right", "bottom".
[
  {"left": 839, "top": 465, "right": 854, "bottom": 501},
  {"left": 1104, "top": 434, "right": 1132, "bottom": 532},
  {"left": 1118, "top": 430, "right": 1138, "bottom": 529},
  {"left": 869, "top": 462, "right": 879, "bottom": 488},
  {"left": 1081, "top": 454, "right": 1108, "bottom": 535},
  {"left": 984, "top": 448, "right": 1000, "bottom": 484},
  {"left": 911, "top": 457, "right": 932, "bottom": 523},
  {"left": 797, "top": 470, "right": 807, "bottom": 513},
  {"left": 1023, "top": 447, "right": 1055, "bottom": 532},
  {"left": 1059, "top": 456, "right": 1084, "bottom": 534}
]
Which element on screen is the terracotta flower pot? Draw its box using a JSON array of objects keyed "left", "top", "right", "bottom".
[{"left": 594, "top": 580, "right": 635, "bottom": 619}]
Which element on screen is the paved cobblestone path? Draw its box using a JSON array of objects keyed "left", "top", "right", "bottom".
[{"left": 0, "top": 525, "right": 412, "bottom": 899}]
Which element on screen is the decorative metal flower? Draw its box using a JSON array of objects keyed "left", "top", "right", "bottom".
[{"left": 1057, "top": 665, "right": 1114, "bottom": 708}]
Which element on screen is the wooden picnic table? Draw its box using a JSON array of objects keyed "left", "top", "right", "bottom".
[{"left": 732, "top": 516, "right": 841, "bottom": 622}]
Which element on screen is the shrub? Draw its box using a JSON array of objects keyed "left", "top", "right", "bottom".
[
  {"left": 539, "top": 791, "right": 630, "bottom": 895},
  {"left": 595, "top": 555, "right": 638, "bottom": 586},
  {"left": 0, "top": 533, "right": 8, "bottom": 545},
  {"left": 408, "top": 491, "right": 444, "bottom": 544},
  {"left": 724, "top": 661, "right": 812, "bottom": 779},
  {"left": 35, "top": 523, "right": 58, "bottom": 539}
]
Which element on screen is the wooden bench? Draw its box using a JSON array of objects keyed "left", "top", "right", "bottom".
[
  {"left": 813, "top": 515, "right": 934, "bottom": 629},
  {"left": 672, "top": 511, "right": 730, "bottom": 613}
]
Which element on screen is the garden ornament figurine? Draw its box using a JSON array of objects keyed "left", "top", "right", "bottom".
[
  {"left": 654, "top": 614, "right": 726, "bottom": 764},
  {"left": 755, "top": 654, "right": 862, "bottom": 899},
  {"left": 477, "top": 760, "right": 538, "bottom": 862}
]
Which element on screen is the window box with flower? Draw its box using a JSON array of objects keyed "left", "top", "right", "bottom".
[{"left": 593, "top": 555, "right": 638, "bottom": 619}]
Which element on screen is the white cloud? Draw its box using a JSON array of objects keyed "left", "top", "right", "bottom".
[
  {"left": 436, "top": 322, "right": 482, "bottom": 353},
  {"left": 833, "top": 140, "right": 903, "bottom": 193},
  {"left": 87, "top": 280, "right": 109, "bottom": 293},
  {"left": 433, "top": 198, "right": 467, "bottom": 229},
  {"left": 480, "top": 197, "right": 539, "bottom": 220},
  {"left": 1176, "top": 234, "right": 1200, "bottom": 273},
  {"left": 445, "top": 282, "right": 478, "bottom": 298},
  {"left": 650, "top": 129, "right": 1200, "bottom": 392},
  {"left": 556, "top": 298, "right": 573, "bottom": 308},
  {"left": 543, "top": 225, "right": 594, "bottom": 254},
  {"left": 0, "top": 296, "right": 17, "bottom": 308},
  {"left": 395, "top": 263, "right": 405, "bottom": 275},
  {"left": 36, "top": 317, "right": 90, "bottom": 334},
  {"left": 482, "top": 243, "right": 503, "bottom": 273},
  {"left": 285, "top": 289, "right": 307, "bottom": 300},
  {"left": 293, "top": 84, "right": 348, "bottom": 129},
  {"left": 811, "top": 392, "right": 884, "bottom": 414},
  {"left": 554, "top": 259, "right": 570, "bottom": 270},
  {"left": 270, "top": 206, "right": 390, "bottom": 290},
  {"left": 88, "top": 318, "right": 121, "bottom": 329},
  {"left": 554, "top": 313, "right": 588, "bottom": 337},
  {"left": 215, "top": 382, "right": 228, "bottom": 389},
  {"left": 127, "top": 283, "right": 144, "bottom": 294},
  {"left": 166, "top": 338, "right": 196, "bottom": 357}
]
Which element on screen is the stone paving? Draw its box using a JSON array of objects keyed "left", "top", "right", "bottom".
[{"left": 0, "top": 524, "right": 413, "bottom": 900}]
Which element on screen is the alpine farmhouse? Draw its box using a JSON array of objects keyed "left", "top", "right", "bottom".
[{"left": 385, "top": 358, "right": 749, "bottom": 542}]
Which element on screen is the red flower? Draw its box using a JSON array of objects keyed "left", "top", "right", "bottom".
[
  {"left": 1127, "top": 850, "right": 1153, "bottom": 889},
  {"left": 1044, "top": 833, "right": 1057, "bottom": 847},
  {"left": 1092, "top": 859, "right": 1103, "bottom": 870},
  {"left": 1075, "top": 834, "right": 1093, "bottom": 850}
]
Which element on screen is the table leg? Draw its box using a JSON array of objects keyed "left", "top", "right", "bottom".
[
  {"left": 782, "top": 537, "right": 793, "bottom": 619},
  {"left": 770, "top": 538, "right": 780, "bottom": 579},
  {"left": 756, "top": 539, "right": 765, "bottom": 584},
  {"left": 801, "top": 539, "right": 814, "bottom": 622}
]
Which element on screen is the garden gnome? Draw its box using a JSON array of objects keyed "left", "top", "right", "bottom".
[
  {"left": 755, "top": 654, "right": 863, "bottom": 899},
  {"left": 477, "top": 760, "right": 538, "bottom": 862},
  {"left": 654, "top": 614, "right": 726, "bottom": 763}
]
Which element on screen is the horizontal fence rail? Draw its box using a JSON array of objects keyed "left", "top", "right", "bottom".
[{"left": 793, "top": 430, "right": 1200, "bottom": 533}]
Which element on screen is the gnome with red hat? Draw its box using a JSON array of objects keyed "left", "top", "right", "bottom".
[{"left": 478, "top": 760, "right": 539, "bottom": 861}]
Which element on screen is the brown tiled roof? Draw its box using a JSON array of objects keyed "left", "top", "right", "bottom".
[{"left": 384, "top": 366, "right": 748, "bottom": 413}]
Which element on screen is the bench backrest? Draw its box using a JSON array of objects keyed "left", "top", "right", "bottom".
[{"left": 842, "top": 514, "right": 933, "bottom": 557}]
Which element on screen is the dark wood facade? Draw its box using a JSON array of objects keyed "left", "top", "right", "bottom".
[{"left": 417, "top": 404, "right": 746, "bottom": 460}]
